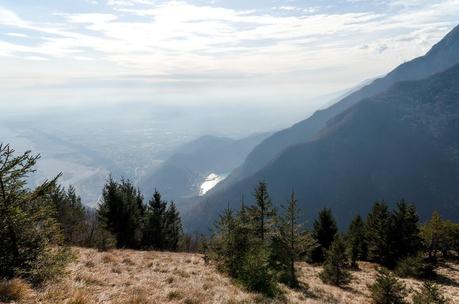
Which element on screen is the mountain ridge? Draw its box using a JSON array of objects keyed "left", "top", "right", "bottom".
[
  {"left": 185, "top": 60, "right": 459, "bottom": 232},
  {"left": 216, "top": 24, "right": 459, "bottom": 190}
]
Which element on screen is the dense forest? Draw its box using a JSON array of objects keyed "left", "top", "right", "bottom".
[{"left": 1, "top": 143, "right": 458, "bottom": 303}]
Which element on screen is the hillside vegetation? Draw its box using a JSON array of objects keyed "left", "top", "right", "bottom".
[{"left": 3, "top": 247, "right": 458, "bottom": 304}]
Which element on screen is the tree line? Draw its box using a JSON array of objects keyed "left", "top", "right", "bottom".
[
  {"left": 207, "top": 181, "right": 458, "bottom": 303},
  {"left": 0, "top": 144, "right": 184, "bottom": 287},
  {"left": 1, "top": 144, "right": 457, "bottom": 303}
]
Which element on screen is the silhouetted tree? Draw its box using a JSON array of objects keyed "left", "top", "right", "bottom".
[
  {"left": 50, "top": 185, "right": 88, "bottom": 245},
  {"left": 164, "top": 201, "right": 182, "bottom": 251},
  {"left": 143, "top": 190, "right": 167, "bottom": 250},
  {"left": 390, "top": 200, "right": 421, "bottom": 261},
  {"left": 250, "top": 181, "right": 276, "bottom": 242},
  {"left": 311, "top": 208, "right": 337, "bottom": 263},
  {"left": 97, "top": 177, "right": 145, "bottom": 248},
  {"left": 272, "top": 192, "right": 303, "bottom": 287},
  {"left": 346, "top": 214, "right": 367, "bottom": 268},
  {"left": 366, "top": 201, "right": 392, "bottom": 266}
]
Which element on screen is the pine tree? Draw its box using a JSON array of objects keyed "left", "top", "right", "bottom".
[
  {"left": 311, "top": 208, "right": 337, "bottom": 263},
  {"left": 272, "top": 192, "right": 303, "bottom": 287},
  {"left": 50, "top": 185, "right": 88, "bottom": 245},
  {"left": 369, "top": 268, "right": 407, "bottom": 304},
  {"left": 365, "top": 201, "right": 392, "bottom": 266},
  {"left": 0, "top": 144, "right": 70, "bottom": 284},
  {"left": 413, "top": 282, "right": 448, "bottom": 304},
  {"left": 319, "top": 235, "right": 351, "bottom": 286},
  {"left": 250, "top": 181, "right": 276, "bottom": 242},
  {"left": 390, "top": 200, "right": 421, "bottom": 261},
  {"left": 420, "top": 212, "right": 447, "bottom": 261},
  {"left": 347, "top": 214, "right": 367, "bottom": 268},
  {"left": 164, "top": 202, "right": 182, "bottom": 251},
  {"left": 97, "top": 177, "right": 145, "bottom": 248},
  {"left": 210, "top": 208, "right": 238, "bottom": 275},
  {"left": 143, "top": 190, "right": 167, "bottom": 250}
]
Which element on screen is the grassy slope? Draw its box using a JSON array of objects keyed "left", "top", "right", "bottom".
[{"left": 21, "top": 248, "right": 459, "bottom": 303}]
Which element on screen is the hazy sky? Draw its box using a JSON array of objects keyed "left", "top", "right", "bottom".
[{"left": 1, "top": 0, "right": 458, "bottom": 109}]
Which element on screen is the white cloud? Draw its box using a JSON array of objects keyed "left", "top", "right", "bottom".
[
  {"left": 0, "top": 0, "right": 458, "bottom": 105},
  {"left": 5, "top": 32, "right": 29, "bottom": 38}
]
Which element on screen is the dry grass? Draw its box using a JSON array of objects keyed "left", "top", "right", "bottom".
[
  {"left": 9, "top": 248, "right": 459, "bottom": 304},
  {"left": 0, "top": 279, "right": 32, "bottom": 302}
]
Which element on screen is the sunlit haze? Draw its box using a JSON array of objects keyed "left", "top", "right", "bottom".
[{"left": 1, "top": 0, "right": 458, "bottom": 111}]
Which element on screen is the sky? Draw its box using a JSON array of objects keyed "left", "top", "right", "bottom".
[{"left": 0, "top": 0, "right": 458, "bottom": 111}]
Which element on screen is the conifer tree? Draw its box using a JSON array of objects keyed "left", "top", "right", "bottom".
[
  {"left": 143, "top": 190, "right": 167, "bottom": 250},
  {"left": 97, "top": 177, "right": 145, "bottom": 248},
  {"left": 413, "top": 282, "right": 448, "bottom": 304},
  {"left": 347, "top": 214, "right": 367, "bottom": 268},
  {"left": 50, "top": 185, "right": 88, "bottom": 245},
  {"left": 319, "top": 235, "right": 351, "bottom": 286},
  {"left": 0, "top": 144, "right": 70, "bottom": 284},
  {"left": 211, "top": 208, "right": 238, "bottom": 275},
  {"left": 365, "top": 201, "right": 392, "bottom": 266},
  {"left": 390, "top": 200, "right": 421, "bottom": 261},
  {"left": 250, "top": 181, "right": 276, "bottom": 242},
  {"left": 369, "top": 268, "right": 407, "bottom": 304},
  {"left": 164, "top": 201, "right": 182, "bottom": 251},
  {"left": 311, "top": 208, "right": 337, "bottom": 263},
  {"left": 272, "top": 192, "right": 303, "bottom": 287},
  {"left": 420, "top": 211, "right": 447, "bottom": 261}
]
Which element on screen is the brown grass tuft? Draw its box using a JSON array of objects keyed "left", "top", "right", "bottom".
[
  {"left": 102, "top": 253, "right": 117, "bottom": 264},
  {"left": 167, "top": 290, "right": 183, "bottom": 301},
  {"left": 122, "top": 257, "right": 136, "bottom": 266},
  {"left": 68, "top": 289, "right": 92, "bottom": 304},
  {"left": 84, "top": 261, "right": 95, "bottom": 268},
  {"left": 0, "top": 279, "right": 32, "bottom": 302}
]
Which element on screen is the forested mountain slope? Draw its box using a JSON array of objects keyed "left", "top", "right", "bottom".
[{"left": 186, "top": 63, "right": 459, "bottom": 232}]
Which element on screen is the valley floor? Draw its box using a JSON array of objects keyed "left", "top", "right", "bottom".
[{"left": 21, "top": 248, "right": 459, "bottom": 303}]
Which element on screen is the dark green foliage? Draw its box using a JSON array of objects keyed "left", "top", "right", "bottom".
[
  {"left": 413, "top": 282, "right": 449, "bottom": 304},
  {"left": 395, "top": 255, "right": 435, "bottom": 279},
  {"left": 369, "top": 269, "right": 407, "bottom": 304},
  {"left": 390, "top": 200, "right": 421, "bottom": 260},
  {"left": 143, "top": 190, "right": 167, "bottom": 250},
  {"left": 365, "top": 202, "right": 392, "bottom": 266},
  {"left": 209, "top": 208, "right": 238, "bottom": 275},
  {"left": 50, "top": 185, "right": 89, "bottom": 246},
  {"left": 346, "top": 214, "right": 367, "bottom": 268},
  {"left": 421, "top": 212, "right": 447, "bottom": 261},
  {"left": 250, "top": 181, "right": 276, "bottom": 242},
  {"left": 208, "top": 183, "right": 281, "bottom": 296},
  {"left": 311, "top": 208, "right": 337, "bottom": 263},
  {"left": 209, "top": 203, "right": 252, "bottom": 278},
  {"left": 366, "top": 201, "right": 423, "bottom": 268},
  {"left": 238, "top": 242, "right": 279, "bottom": 297},
  {"left": 319, "top": 236, "right": 351, "bottom": 286},
  {"left": 97, "top": 177, "right": 145, "bottom": 248},
  {"left": 0, "top": 144, "right": 71, "bottom": 285},
  {"left": 97, "top": 180, "right": 183, "bottom": 252},
  {"left": 164, "top": 202, "right": 183, "bottom": 251},
  {"left": 93, "top": 227, "right": 116, "bottom": 252},
  {"left": 445, "top": 221, "right": 459, "bottom": 258},
  {"left": 421, "top": 212, "right": 459, "bottom": 260},
  {"left": 271, "top": 192, "right": 303, "bottom": 287}
]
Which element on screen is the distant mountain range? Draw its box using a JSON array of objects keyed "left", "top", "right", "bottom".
[
  {"left": 184, "top": 24, "right": 459, "bottom": 232},
  {"left": 140, "top": 133, "right": 271, "bottom": 202}
]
